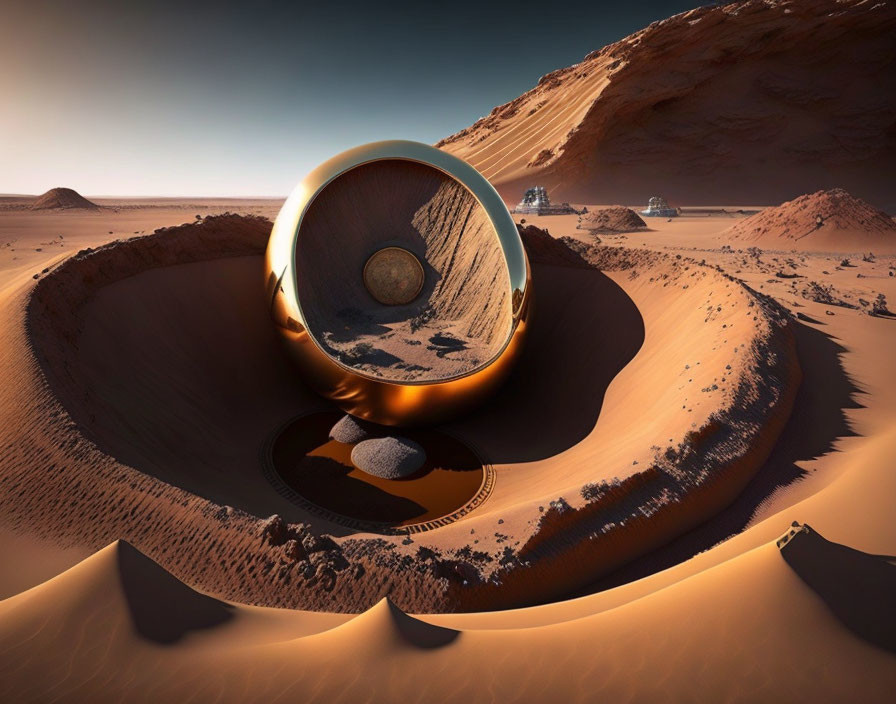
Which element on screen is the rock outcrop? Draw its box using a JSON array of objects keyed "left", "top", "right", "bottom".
[
  {"left": 351, "top": 436, "right": 427, "bottom": 479},
  {"left": 438, "top": 0, "right": 896, "bottom": 208}
]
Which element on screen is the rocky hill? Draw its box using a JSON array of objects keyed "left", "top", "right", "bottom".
[
  {"left": 724, "top": 188, "right": 896, "bottom": 251},
  {"left": 438, "top": 0, "right": 896, "bottom": 208}
]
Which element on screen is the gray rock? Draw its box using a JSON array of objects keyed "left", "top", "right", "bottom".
[
  {"left": 351, "top": 436, "right": 426, "bottom": 479},
  {"left": 329, "top": 414, "right": 378, "bottom": 444}
]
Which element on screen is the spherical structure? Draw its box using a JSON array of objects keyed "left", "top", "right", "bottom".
[{"left": 265, "top": 141, "right": 531, "bottom": 426}]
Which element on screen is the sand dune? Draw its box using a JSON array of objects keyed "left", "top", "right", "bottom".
[
  {"left": 2, "top": 1, "right": 895, "bottom": 696},
  {"left": 724, "top": 188, "right": 896, "bottom": 252},
  {"left": 438, "top": 0, "right": 896, "bottom": 208},
  {"left": 2, "top": 533, "right": 893, "bottom": 702}
]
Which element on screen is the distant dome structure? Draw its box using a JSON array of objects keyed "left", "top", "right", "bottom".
[
  {"left": 641, "top": 196, "right": 678, "bottom": 217},
  {"left": 512, "top": 186, "right": 579, "bottom": 215}
]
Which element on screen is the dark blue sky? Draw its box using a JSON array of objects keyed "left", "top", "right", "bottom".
[{"left": 2, "top": 0, "right": 701, "bottom": 196}]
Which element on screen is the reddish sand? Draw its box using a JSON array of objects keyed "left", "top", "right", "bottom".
[
  {"left": 724, "top": 188, "right": 896, "bottom": 252},
  {"left": 0, "top": 197, "right": 894, "bottom": 699},
  {"left": 438, "top": 0, "right": 896, "bottom": 208},
  {"left": 576, "top": 205, "right": 647, "bottom": 234},
  {"left": 0, "top": 207, "right": 803, "bottom": 614},
  {"left": 2, "top": 1, "right": 896, "bottom": 696}
]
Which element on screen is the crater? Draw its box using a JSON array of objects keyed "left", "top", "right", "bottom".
[{"left": 13, "top": 215, "right": 804, "bottom": 612}]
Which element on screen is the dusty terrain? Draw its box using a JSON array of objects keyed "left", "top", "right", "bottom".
[
  {"left": 724, "top": 188, "right": 896, "bottom": 252},
  {"left": 0, "top": 191, "right": 894, "bottom": 700},
  {"left": 2, "top": 0, "right": 895, "bottom": 698},
  {"left": 576, "top": 205, "right": 647, "bottom": 233},
  {"left": 438, "top": 0, "right": 896, "bottom": 209}
]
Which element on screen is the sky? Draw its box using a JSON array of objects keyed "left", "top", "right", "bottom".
[{"left": 1, "top": 0, "right": 701, "bottom": 197}]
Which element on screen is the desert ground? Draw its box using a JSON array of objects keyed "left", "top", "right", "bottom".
[
  {"left": 2, "top": 0, "right": 895, "bottom": 700},
  {"left": 0, "top": 186, "right": 894, "bottom": 702}
]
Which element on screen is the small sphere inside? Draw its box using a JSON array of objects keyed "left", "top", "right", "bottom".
[{"left": 363, "top": 247, "right": 424, "bottom": 306}]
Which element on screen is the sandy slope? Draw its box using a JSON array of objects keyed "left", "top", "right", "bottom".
[
  {"left": 723, "top": 188, "right": 896, "bottom": 252},
  {"left": 1, "top": 533, "right": 893, "bottom": 703},
  {"left": 438, "top": 0, "right": 896, "bottom": 208},
  {"left": 1, "top": 200, "right": 895, "bottom": 700}
]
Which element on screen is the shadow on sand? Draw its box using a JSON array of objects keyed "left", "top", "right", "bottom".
[
  {"left": 382, "top": 597, "right": 460, "bottom": 648},
  {"left": 780, "top": 525, "right": 896, "bottom": 653},
  {"left": 451, "top": 263, "right": 645, "bottom": 463},
  {"left": 117, "top": 540, "right": 234, "bottom": 644}
]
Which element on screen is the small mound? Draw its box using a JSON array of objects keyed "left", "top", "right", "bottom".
[
  {"left": 577, "top": 206, "right": 647, "bottom": 233},
  {"left": 351, "top": 436, "right": 426, "bottom": 479},
  {"left": 325, "top": 597, "right": 459, "bottom": 649},
  {"left": 724, "top": 189, "right": 896, "bottom": 252},
  {"left": 31, "top": 187, "right": 99, "bottom": 211},
  {"left": 329, "top": 414, "right": 381, "bottom": 444},
  {"left": 0, "top": 540, "right": 233, "bottom": 645}
]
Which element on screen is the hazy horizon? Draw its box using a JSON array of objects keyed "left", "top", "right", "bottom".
[{"left": 2, "top": 0, "right": 698, "bottom": 197}]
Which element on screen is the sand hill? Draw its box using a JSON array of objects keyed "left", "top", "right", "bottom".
[
  {"left": 0, "top": 540, "right": 233, "bottom": 643},
  {"left": 437, "top": 0, "right": 896, "bottom": 207},
  {"left": 724, "top": 188, "right": 896, "bottom": 252},
  {"left": 577, "top": 206, "right": 647, "bottom": 234},
  {"left": 30, "top": 187, "right": 99, "bottom": 210}
]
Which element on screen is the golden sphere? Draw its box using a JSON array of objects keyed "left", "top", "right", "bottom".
[{"left": 265, "top": 141, "right": 530, "bottom": 426}]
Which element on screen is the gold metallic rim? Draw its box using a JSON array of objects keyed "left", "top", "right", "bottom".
[{"left": 265, "top": 140, "right": 531, "bottom": 425}]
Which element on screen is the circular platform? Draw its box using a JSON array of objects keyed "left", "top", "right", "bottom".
[{"left": 263, "top": 412, "right": 495, "bottom": 533}]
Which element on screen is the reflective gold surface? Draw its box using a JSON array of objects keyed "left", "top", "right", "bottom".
[{"left": 265, "top": 140, "right": 531, "bottom": 426}]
